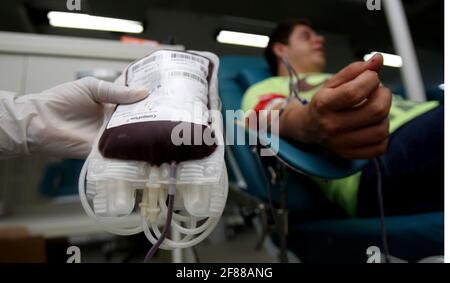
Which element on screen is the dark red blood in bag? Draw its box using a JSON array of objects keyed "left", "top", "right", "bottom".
[{"left": 98, "top": 121, "right": 217, "bottom": 166}]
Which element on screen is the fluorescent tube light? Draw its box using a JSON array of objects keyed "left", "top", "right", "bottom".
[
  {"left": 364, "top": 51, "right": 403, "bottom": 68},
  {"left": 48, "top": 11, "right": 143, "bottom": 33},
  {"left": 216, "top": 30, "right": 269, "bottom": 48}
]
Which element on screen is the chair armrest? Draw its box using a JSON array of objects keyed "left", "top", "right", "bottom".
[{"left": 237, "top": 124, "right": 368, "bottom": 179}]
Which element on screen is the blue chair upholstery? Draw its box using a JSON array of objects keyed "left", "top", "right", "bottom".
[
  {"left": 39, "top": 159, "right": 84, "bottom": 198},
  {"left": 219, "top": 55, "right": 444, "bottom": 262},
  {"left": 220, "top": 56, "right": 272, "bottom": 201}
]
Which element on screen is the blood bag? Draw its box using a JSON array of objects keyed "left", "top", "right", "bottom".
[
  {"left": 99, "top": 50, "right": 217, "bottom": 165},
  {"left": 78, "top": 50, "right": 228, "bottom": 262}
]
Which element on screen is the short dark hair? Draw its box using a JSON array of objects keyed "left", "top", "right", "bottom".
[{"left": 265, "top": 19, "right": 311, "bottom": 76}]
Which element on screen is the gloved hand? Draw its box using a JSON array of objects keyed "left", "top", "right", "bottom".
[{"left": 0, "top": 77, "right": 149, "bottom": 159}]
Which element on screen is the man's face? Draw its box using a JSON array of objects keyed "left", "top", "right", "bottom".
[{"left": 282, "top": 25, "right": 326, "bottom": 72}]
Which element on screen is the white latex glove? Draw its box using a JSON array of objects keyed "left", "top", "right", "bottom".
[{"left": 0, "top": 77, "right": 149, "bottom": 159}]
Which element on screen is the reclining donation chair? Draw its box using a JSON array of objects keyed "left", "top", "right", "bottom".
[{"left": 218, "top": 55, "right": 444, "bottom": 263}]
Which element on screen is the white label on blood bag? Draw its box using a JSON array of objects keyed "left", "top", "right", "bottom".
[{"left": 107, "top": 50, "right": 211, "bottom": 129}]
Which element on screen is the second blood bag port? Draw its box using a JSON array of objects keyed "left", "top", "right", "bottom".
[{"left": 98, "top": 50, "right": 217, "bottom": 166}]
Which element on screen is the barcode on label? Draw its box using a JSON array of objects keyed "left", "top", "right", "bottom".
[
  {"left": 170, "top": 71, "right": 207, "bottom": 87},
  {"left": 200, "top": 66, "right": 208, "bottom": 76},
  {"left": 131, "top": 55, "right": 160, "bottom": 72},
  {"left": 171, "top": 53, "right": 209, "bottom": 66}
]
